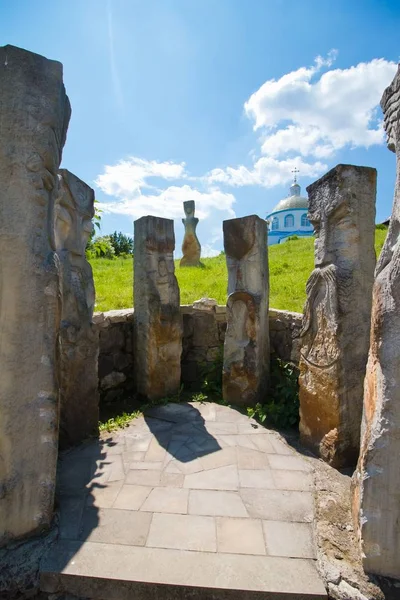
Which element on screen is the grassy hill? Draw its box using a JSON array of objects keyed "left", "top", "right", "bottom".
[{"left": 91, "top": 229, "right": 387, "bottom": 314}]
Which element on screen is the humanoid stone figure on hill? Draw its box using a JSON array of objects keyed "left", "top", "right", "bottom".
[{"left": 180, "top": 200, "right": 201, "bottom": 267}]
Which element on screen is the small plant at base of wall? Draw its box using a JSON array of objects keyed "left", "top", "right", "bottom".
[
  {"left": 199, "top": 346, "right": 224, "bottom": 401},
  {"left": 247, "top": 358, "right": 299, "bottom": 429}
]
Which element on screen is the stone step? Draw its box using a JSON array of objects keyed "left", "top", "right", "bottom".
[{"left": 40, "top": 540, "right": 327, "bottom": 600}]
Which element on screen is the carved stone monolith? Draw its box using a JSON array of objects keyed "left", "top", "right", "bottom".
[
  {"left": 55, "top": 169, "right": 99, "bottom": 449},
  {"left": 0, "top": 45, "right": 70, "bottom": 544},
  {"left": 352, "top": 66, "right": 400, "bottom": 579},
  {"left": 180, "top": 200, "right": 201, "bottom": 267},
  {"left": 134, "top": 216, "right": 182, "bottom": 401},
  {"left": 222, "top": 215, "right": 269, "bottom": 407},
  {"left": 299, "top": 164, "right": 376, "bottom": 468}
]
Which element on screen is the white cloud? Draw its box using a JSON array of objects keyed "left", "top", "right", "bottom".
[
  {"left": 244, "top": 54, "right": 397, "bottom": 158},
  {"left": 95, "top": 53, "right": 397, "bottom": 256},
  {"left": 95, "top": 157, "right": 187, "bottom": 197},
  {"left": 99, "top": 182, "right": 235, "bottom": 221},
  {"left": 206, "top": 156, "right": 327, "bottom": 187},
  {"left": 202, "top": 244, "right": 221, "bottom": 258}
]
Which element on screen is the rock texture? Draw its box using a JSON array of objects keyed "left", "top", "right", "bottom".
[
  {"left": 352, "top": 66, "right": 400, "bottom": 579},
  {"left": 0, "top": 45, "right": 70, "bottom": 543},
  {"left": 180, "top": 200, "right": 201, "bottom": 267},
  {"left": 133, "top": 216, "right": 182, "bottom": 401},
  {"left": 222, "top": 215, "right": 270, "bottom": 407},
  {"left": 299, "top": 164, "right": 376, "bottom": 468},
  {"left": 55, "top": 170, "right": 99, "bottom": 449}
]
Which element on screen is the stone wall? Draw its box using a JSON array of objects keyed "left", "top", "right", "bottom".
[
  {"left": 94, "top": 303, "right": 303, "bottom": 401},
  {"left": 94, "top": 310, "right": 135, "bottom": 404}
]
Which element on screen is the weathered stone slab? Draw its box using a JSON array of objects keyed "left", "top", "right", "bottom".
[
  {"left": 222, "top": 215, "right": 270, "bottom": 407},
  {"left": 133, "top": 216, "right": 182, "bottom": 400},
  {"left": 56, "top": 169, "right": 99, "bottom": 449},
  {"left": 180, "top": 200, "right": 201, "bottom": 267},
  {"left": 299, "top": 164, "right": 376, "bottom": 468},
  {"left": 352, "top": 66, "right": 400, "bottom": 579},
  {"left": 0, "top": 45, "right": 70, "bottom": 543}
]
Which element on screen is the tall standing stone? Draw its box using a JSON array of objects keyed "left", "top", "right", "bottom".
[
  {"left": 55, "top": 169, "right": 99, "bottom": 449},
  {"left": 180, "top": 200, "right": 201, "bottom": 267},
  {"left": 134, "top": 216, "right": 182, "bottom": 401},
  {"left": 222, "top": 215, "right": 269, "bottom": 407},
  {"left": 0, "top": 45, "right": 70, "bottom": 543},
  {"left": 352, "top": 67, "right": 400, "bottom": 578},
  {"left": 299, "top": 164, "right": 376, "bottom": 468}
]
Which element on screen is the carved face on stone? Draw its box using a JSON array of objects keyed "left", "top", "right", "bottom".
[
  {"left": 381, "top": 68, "right": 400, "bottom": 155},
  {"left": 183, "top": 200, "right": 195, "bottom": 219},
  {"left": 308, "top": 180, "right": 359, "bottom": 272},
  {"left": 55, "top": 173, "right": 94, "bottom": 262}
]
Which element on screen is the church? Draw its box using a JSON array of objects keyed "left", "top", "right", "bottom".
[{"left": 266, "top": 172, "right": 314, "bottom": 246}]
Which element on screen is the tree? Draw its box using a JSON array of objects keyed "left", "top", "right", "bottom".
[{"left": 109, "top": 231, "right": 134, "bottom": 256}]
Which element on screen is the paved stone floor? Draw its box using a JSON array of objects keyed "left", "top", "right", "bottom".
[{"left": 42, "top": 402, "right": 326, "bottom": 598}]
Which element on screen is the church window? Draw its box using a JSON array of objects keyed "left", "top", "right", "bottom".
[
  {"left": 284, "top": 214, "right": 294, "bottom": 228},
  {"left": 271, "top": 217, "right": 279, "bottom": 230},
  {"left": 301, "top": 213, "right": 310, "bottom": 227}
]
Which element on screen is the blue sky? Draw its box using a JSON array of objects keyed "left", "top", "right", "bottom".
[{"left": 2, "top": 0, "right": 399, "bottom": 255}]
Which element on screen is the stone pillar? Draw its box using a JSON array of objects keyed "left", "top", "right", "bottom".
[
  {"left": 352, "top": 67, "right": 400, "bottom": 578},
  {"left": 299, "top": 164, "right": 376, "bottom": 468},
  {"left": 0, "top": 45, "right": 70, "bottom": 543},
  {"left": 55, "top": 169, "right": 99, "bottom": 449},
  {"left": 133, "top": 216, "right": 182, "bottom": 401},
  {"left": 180, "top": 200, "right": 201, "bottom": 267},
  {"left": 222, "top": 215, "right": 270, "bottom": 407}
]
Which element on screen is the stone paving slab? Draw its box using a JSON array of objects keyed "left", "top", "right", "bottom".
[
  {"left": 41, "top": 541, "right": 327, "bottom": 598},
  {"left": 44, "top": 402, "right": 327, "bottom": 599}
]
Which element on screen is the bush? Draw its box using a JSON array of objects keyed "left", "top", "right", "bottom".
[
  {"left": 86, "top": 236, "right": 116, "bottom": 259},
  {"left": 247, "top": 358, "right": 299, "bottom": 429},
  {"left": 375, "top": 223, "right": 388, "bottom": 230}
]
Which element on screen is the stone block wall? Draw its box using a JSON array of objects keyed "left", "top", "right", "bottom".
[
  {"left": 93, "top": 310, "right": 135, "bottom": 403},
  {"left": 94, "top": 303, "right": 303, "bottom": 402},
  {"left": 269, "top": 308, "right": 303, "bottom": 365}
]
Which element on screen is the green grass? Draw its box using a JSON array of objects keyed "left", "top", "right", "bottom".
[{"left": 91, "top": 229, "right": 388, "bottom": 314}]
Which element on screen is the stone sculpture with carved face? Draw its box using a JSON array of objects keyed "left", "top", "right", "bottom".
[
  {"left": 352, "top": 65, "right": 400, "bottom": 579},
  {"left": 222, "top": 215, "right": 269, "bottom": 407},
  {"left": 55, "top": 169, "right": 99, "bottom": 448},
  {"left": 299, "top": 164, "right": 376, "bottom": 468}
]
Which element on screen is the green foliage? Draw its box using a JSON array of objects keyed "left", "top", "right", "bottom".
[
  {"left": 90, "top": 230, "right": 387, "bottom": 313},
  {"left": 247, "top": 359, "right": 299, "bottom": 429},
  {"left": 99, "top": 410, "right": 141, "bottom": 433},
  {"left": 286, "top": 235, "right": 300, "bottom": 241},
  {"left": 199, "top": 347, "right": 223, "bottom": 400},
  {"left": 375, "top": 223, "right": 388, "bottom": 230},
  {"left": 109, "top": 231, "right": 134, "bottom": 256},
  {"left": 190, "top": 392, "right": 208, "bottom": 402},
  {"left": 86, "top": 235, "right": 116, "bottom": 260},
  {"left": 93, "top": 200, "right": 102, "bottom": 234}
]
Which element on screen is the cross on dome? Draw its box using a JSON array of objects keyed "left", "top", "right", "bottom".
[{"left": 291, "top": 167, "right": 299, "bottom": 183}]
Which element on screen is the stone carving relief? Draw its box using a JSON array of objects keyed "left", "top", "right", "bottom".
[
  {"left": 352, "top": 65, "right": 400, "bottom": 578},
  {"left": 55, "top": 169, "right": 99, "bottom": 449},
  {"left": 222, "top": 215, "right": 269, "bottom": 407},
  {"left": 299, "top": 164, "right": 376, "bottom": 468},
  {"left": 0, "top": 45, "right": 70, "bottom": 543},
  {"left": 134, "top": 216, "right": 183, "bottom": 401},
  {"left": 180, "top": 200, "right": 201, "bottom": 267}
]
